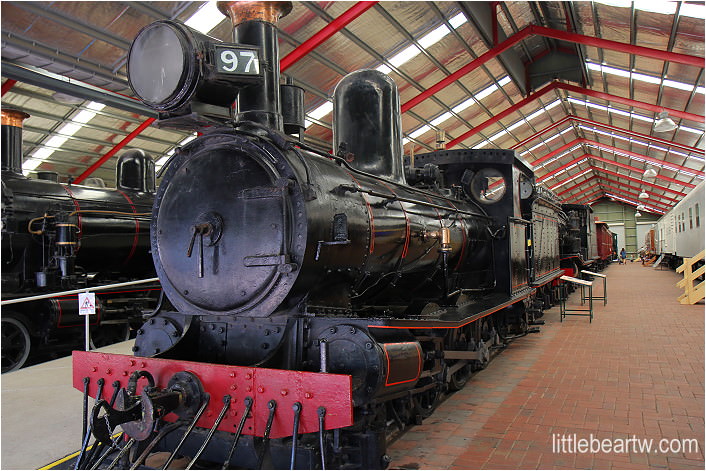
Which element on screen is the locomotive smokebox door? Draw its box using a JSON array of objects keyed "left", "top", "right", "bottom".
[{"left": 152, "top": 134, "right": 307, "bottom": 318}]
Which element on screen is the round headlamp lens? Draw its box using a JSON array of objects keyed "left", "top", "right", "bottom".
[{"left": 128, "top": 23, "right": 187, "bottom": 106}]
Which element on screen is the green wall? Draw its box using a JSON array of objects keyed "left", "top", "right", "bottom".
[{"left": 591, "top": 198, "right": 660, "bottom": 257}]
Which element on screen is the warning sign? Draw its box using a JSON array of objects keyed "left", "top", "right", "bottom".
[{"left": 78, "top": 292, "right": 96, "bottom": 315}]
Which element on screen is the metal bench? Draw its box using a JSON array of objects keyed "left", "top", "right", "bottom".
[
  {"left": 580, "top": 270, "right": 607, "bottom": 306},
  {"left": 559, "top": 275, "right": 594, "bottom": 323}
]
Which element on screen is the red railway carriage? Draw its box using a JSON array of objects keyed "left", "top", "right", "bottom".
[{"left": 595, "top": 221, "right": 615, "bottom": 266}]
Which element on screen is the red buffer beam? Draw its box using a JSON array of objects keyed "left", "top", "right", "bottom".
[{"left": 280, "top": 2, "right": 378, "bottom": 72}]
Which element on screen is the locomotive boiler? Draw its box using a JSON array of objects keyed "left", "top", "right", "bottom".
[
  {"left": 71, "top": 2, "right": 566, "bottom": 469},
  {"left": 1, "top": 108, "right": 160, "bottom": 372}
]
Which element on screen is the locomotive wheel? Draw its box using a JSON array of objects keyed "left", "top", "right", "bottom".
[
  {"left": 2, "top": 315, "right": 32, "bottom": 373},
  {"left": 448, "top": 362, "right": 471, "bottom": 391},
  {"left": 90, "top": 323, "right": 131, "bottom": 350},
  {"left": 413, "top": 386, "right": 441, "bottom": 422}
]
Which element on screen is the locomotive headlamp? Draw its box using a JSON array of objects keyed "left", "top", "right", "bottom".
[{"left": 128, "top": 20, "right": 262, "bottom": 112}]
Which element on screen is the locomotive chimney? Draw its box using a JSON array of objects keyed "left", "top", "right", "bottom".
[
  {"left": 217, "top": 1, "right": 292, "bottom": 131},
  {"left": 1, "top": 108, "right": 30, "bottom": 175}
]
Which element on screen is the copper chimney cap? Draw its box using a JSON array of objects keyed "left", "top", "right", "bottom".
[
  {"left": 217, "top": 1, "right": 292, "bottom": 27},
  {"left": 1, "top": 108, "right": 30, "bottom": 128}
]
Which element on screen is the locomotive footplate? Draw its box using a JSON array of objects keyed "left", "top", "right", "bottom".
[
  {"left": 72, "top": 351, "right": 353, "bottom": 439},
  {"left": 367, "top": 291, "right": 532, "bottom": 329}
]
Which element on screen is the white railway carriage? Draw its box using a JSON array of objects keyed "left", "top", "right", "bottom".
[{"left": 656, "top": 181, "right": 704, "bottom": 267}]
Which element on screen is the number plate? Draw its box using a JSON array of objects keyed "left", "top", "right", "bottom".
[{"left": 214, "top": 45, "right": 261, "bottom": 76}]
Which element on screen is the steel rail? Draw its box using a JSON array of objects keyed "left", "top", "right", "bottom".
[{"left": 1, "top": 277, "right": 160, "bottom": 306}]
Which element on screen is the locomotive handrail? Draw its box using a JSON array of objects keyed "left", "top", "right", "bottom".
[{"left": 0, "top": 277, "right": 160, "bottom": 306}]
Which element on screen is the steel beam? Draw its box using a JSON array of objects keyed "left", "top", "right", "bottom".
[
  {"left": 512, "top": 116, "right": 572, "bottom": 150},
  {"left": 10, "top": 2, "right": 131, "bottom": 50},
  {"left": 533, "top": 137, "right": 703, "bottom": 176},
  {"left": 589, "top": 153, "right": 695, "bottom": 188},
  {"left": 402, "top": 23, "right": 704, "bottom": 114},
  {"left": 401, "top": 26, "right": 532, "bottom": 113},
  {"left": 73, "top": 118, "right": 156, "bottom": 185},
  {"left": 597, "top": 176, "right": 680, "bottom": 205},
  {"left": 512, "top": 115, "right": 705, "bottom": 156},
  {"left": 566, "top": 185, "right": 601, "bottom": 202},
  {"left": 559, "top": 82, "right": 704, "bottom": 123},
  {"left": 598, "top": 183, "right": 671, "bottom": 209},
  {"left": 1, "top": 79, "right": 17, "bottom": 97},
  {"left": 2, "top": 60, "right": 156, "bottom": 118},
  {"left": 592, "top": 167, "right": 687, "bottom": 197},
  {"left": 557, "top": 175, "right": 598, "bottom": 196},
  {"left": 281, "top": 2, "right": 377, "bottom": 72},
  {"left": 530, "top": 24, "right": 703, "bottom": 69},
  {"left": 458, "top": 2, "right": 527, "bottom": 95},
  {"left": 537, "top": 155, "right": 588, "bottom": 182},
  {"left": 448, "top": 81, "right": 704, "bottom": 148},
  {"left": 579, "top": 138, "right": 703, "bottom": 176}
]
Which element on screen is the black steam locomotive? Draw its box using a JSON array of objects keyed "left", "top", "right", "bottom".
[
  {"left": 71, "top": 2, "right": 566, "bottom": 469},
  {"left": 1, "top": 109, "right": 160, "bottom": 373}
]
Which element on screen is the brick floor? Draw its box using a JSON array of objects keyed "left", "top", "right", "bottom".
[{"left": 389, "top": 263, "right": 705, "bottom": 469}]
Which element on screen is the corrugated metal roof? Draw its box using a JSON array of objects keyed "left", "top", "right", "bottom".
[{"left": 1, "top": 0, "right": 703, "bottom": 212}]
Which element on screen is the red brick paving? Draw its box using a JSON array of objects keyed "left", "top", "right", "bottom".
[{"left": 389, "top": 263, "right": 704, "bottom": 469}]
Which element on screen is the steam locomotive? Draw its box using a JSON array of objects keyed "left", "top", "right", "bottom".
[
  {"left": 71, "top": 2, "right": 569, "bottom": 469},
  {"left": 560, "top": 203, "right": 616, "bottom": 275},
  {"left": 1, "top": 109, "right": 160, "bottom": 373}
]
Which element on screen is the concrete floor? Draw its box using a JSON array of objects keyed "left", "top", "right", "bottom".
[
  {"left": 388, "top": 262, "right": 705, "bottom": 469},
  {"left": 1, "top": 341, "right": 132, "bottom": 470}
]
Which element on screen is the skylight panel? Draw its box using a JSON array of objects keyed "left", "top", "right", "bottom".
[
  {"left": 593, "top": 0, "right": 703, "bottom": 21},
  {"left": 23, "top": 101, "right": 106, "bottom": 174},
  {"left": 409, "top": 125, "right": 431, "bottom": 139},
  {"left": 550, "top": 168, "right": 592, "bottom": 190},
  {"left": 430, "top": 112, "right": 453, "bottom": 127},
  {"left": 679, "top": 2, "right": 706, "bottom": 19},
  {"left": 306, "top": 12, "right": 468, "bottom": 129},
  {"left": 449, "top": 12, "right": 467, "bottom": 29},
  {"left": 605, "top": 193, "right": 665, "bottom": 213},
  {"left": 586, "top": 62, "right": 705, "bottom": 94},
  {"left": 185, "top": 1, "right": 223, "bottom": 34},
  {"left": 418, "top": 24, "right": 451, "bottom": 49}
]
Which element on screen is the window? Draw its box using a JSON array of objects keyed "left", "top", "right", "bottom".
[
  {"left": 696, "top": 203, "right": 701, "bottom": 228},
  {"left": 689, "top": 207, "right": 693, "bottom": 229}
]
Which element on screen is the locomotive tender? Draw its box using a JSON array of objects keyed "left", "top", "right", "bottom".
[
  {"left": 71, "top": 2, "right": 567, "bottom": 469},
  {"left": 1, "top": 108, "right": 160, "bottom": 373}
]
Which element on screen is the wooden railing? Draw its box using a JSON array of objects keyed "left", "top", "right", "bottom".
[{"left": 677, "top": 250, "right": 705, "bottom": 305}]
